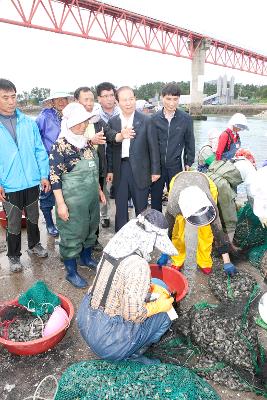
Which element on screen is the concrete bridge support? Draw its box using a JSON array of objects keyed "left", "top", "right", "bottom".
[{"left": 190, "top": 39, "right": 210, "bottom": 116}]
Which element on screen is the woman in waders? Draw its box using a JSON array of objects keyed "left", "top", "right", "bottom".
[
  {"left": 77, "top": 209, "right": 178, "bottom": 364},
  {"left": 49, "top": 103, "right": 105, "bottom": 288}
]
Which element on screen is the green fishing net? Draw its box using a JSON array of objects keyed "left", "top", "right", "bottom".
[
  {"left": 18, "top": 280, "right": 60, "bottom": 316},
  {"left": 148, "top": 295, "right": 267, "bottom": 395},
  {"left": 55, "top": 360, "right": 221, "bottom": 400}
]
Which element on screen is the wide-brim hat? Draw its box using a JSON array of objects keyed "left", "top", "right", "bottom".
[
  {"left": 136, "top": 210, "right": 178, "bottom": 256},
  {"left": 178, "top": 186, "right": 216, "bottom": 227},
  {"left": 44, "top": 91, "right": 72, "bottom": 102}
]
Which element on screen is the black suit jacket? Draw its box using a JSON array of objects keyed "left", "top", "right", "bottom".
[{"left": 106, "top": 111, "right": 160, "bottom": 189}]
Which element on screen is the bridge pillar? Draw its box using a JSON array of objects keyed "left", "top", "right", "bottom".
[{"left": 190, "top": 39, "right": 210, "bottom": 116}]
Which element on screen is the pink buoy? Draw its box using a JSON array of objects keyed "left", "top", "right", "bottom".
[{"left": 43, "top": 306, "right": 69, "bottom": 337}]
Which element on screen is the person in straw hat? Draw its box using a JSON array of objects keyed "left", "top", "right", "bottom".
[{"left": 36, "top": 91, "right": 72, "bottom": 237}]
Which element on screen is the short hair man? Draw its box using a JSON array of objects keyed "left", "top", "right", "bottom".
[
  {"left": 96, "top": 82, "right": 120, "bottom": 202},
  {"left": 96, "top": 82, "right": 119, "bottom": 123},
  {"left": 0, "top": 78, "right": 50, "bottom": 272},
  {"left": 36, "top": 91, "right": 70, "bottom": 237},
  {"left": 105, "top": 86, "right": 161, "bottom": 232},
  {"left": 150, "top": 83, "right": 195, "bottom": 212}
]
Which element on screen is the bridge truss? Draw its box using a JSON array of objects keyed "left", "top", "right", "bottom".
[{"left": 1, "top": 0, "right": 266, "bottom": 76}]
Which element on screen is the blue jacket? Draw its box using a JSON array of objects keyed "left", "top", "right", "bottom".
[
  {"left": 36, "top": 108, "right": 61, "bottom": 153},
  {"left": 0, "top": 109, "right": 49, "bottom": 193}
]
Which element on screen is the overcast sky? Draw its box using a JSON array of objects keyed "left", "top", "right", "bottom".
[{"left": 0, "top": 0, "right": 266, "bottom": 93}]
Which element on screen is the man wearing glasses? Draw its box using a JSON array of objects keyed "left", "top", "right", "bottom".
[{"left": 96, "top": 82, "right": 120, "bottom": 227}]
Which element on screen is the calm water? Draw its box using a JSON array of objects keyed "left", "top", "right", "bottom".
[
  {"left": 194, "top": 115, "right": 267, "bottom": 167},
  {"left": 30, "top": 112, "right": 266, "bottom": 166}
]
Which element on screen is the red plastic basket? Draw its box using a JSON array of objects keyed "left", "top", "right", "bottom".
[
  {"left": 0, "top": 294, "right": 74, "bottom": 356},
  {"left": 150, "top": 264, "right": 188, "bottom": 302}
]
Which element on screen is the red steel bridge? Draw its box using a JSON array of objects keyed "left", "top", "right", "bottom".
[{"left": 1, "top": 0, "right": 267, "bottom": 76}]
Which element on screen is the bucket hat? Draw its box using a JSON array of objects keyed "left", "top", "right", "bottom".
[
  {"left": 62, "top": 102, "right": 96, "bottom": 128},
  {"left": 227, "top": 113, "right": 249, "bottom": 131}
]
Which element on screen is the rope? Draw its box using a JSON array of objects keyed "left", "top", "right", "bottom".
[
  {"left": 22, "top": 375, "right": 58, "bottom": 400},
  {"left": 227, "top": 275, "right": 234, "bottom": 299}
]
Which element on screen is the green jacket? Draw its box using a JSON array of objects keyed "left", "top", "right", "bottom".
[{"left": 206, "top": 160, "right": 242, "bottom": 234}]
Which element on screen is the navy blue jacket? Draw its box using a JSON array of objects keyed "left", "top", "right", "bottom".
[
  {"left": 106, "top": 111, "right": 160, "bottom": 189},
  {"left": 151, "top": 108, "right": 195, "bottom": 171}
]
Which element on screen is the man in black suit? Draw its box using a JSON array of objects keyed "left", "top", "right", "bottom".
[{"left": 106, "top": 86, "right": 161, "bottom": 232}]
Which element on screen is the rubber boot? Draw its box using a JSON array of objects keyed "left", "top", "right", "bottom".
[
  {"left": 79, "top": 247, "right": 98, "bottom": 269},
  {"left": 64, "top": 259, "right": 88, "bottom": 288},
  {"left": 42, "top": 208, "right": 59, "bottom": 237}
]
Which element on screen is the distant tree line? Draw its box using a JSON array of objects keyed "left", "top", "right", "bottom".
[
  {"left": 17, "top": 82, "right": 267, "bottom": 105},
  {"left": 17, "top": 87, "right": 51, "bottom": 106}
]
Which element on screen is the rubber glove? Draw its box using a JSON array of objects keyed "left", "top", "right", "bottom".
[
  {"left": 259, "top": 217, "right": 267, "bottom": 228},
  {"left": 157, "top": 253, "right": 169, "bottom": 266},
  {"left": 150, "top": 283, "right": 170, "bottom": 298},
  {"left": 145, "top": 294, "right": 174, "bottom": 317},
  {"left": 223, "top": 262, "right": 238, "bottom": 276}
]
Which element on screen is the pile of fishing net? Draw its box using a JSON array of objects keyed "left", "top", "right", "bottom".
[
  {"left": 18, "top": 280, "right": 60, "bottom": 316},
  {"left": 234, "top": 202, "right": 267, "bottom": 274},
  {"left": 55, "top": 360, "right": 221, "bottom": 400},
  {"left": 149, "top": 293, "right": 267, "bottom": 394}
]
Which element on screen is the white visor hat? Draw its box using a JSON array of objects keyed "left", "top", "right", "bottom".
[
  {"left": 178, "top": 186, "right": 216, "bottom": 227},
  {"left": 259, "top": 292, "right": 267, "bottom": 324},
  {"left": 62, "top": 103, "right": 96, "bottom": 128}
]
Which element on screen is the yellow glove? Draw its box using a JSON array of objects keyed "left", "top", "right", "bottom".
[
  {"left": 146, "top": 294, "right": 174, "bottom": 317},
  {"left": 150, "top": 283, "right": 170, "bottom": 298}
]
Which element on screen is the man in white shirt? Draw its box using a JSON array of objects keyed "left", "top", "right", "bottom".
[{"left": 105, "top": 86, "right": 161, "bottom": 231}]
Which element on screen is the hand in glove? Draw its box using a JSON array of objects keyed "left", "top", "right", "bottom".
[
  {"left": 146, "top": 294, "right": 174, "bottom": 317},
  {"left": 150, "top": 283, "right": 170, "bottom": 298},
  {"left": 157, "top": 253, "right": 169, "bottom": 267},
  {"left": 223, "top": 262, "right": 238, "bottom": 276},
  {"left": 259, "top": 217, "right": 267, "bottom": 228}
]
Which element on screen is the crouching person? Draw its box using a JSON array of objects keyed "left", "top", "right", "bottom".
[
  {"left": 49, "top": 103, "right": 105, "bottom": 288},
  {"left": 158, "top": 171, "right": 237, "bottom": 276},
  {"left": 77, "top": 209, "right": 177, "bottom": 364}
]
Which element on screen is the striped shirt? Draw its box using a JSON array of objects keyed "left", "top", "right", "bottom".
[{"left": 89, "top": 254, "right": 151, "bottom": 323}]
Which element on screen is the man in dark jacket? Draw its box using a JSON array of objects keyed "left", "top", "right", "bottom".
[
  {"left": 150, "top": 83, "right": 195, "bottom": 211},
  {"left": 106, "top": 86, "right": 161, "bottom": 232}
]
